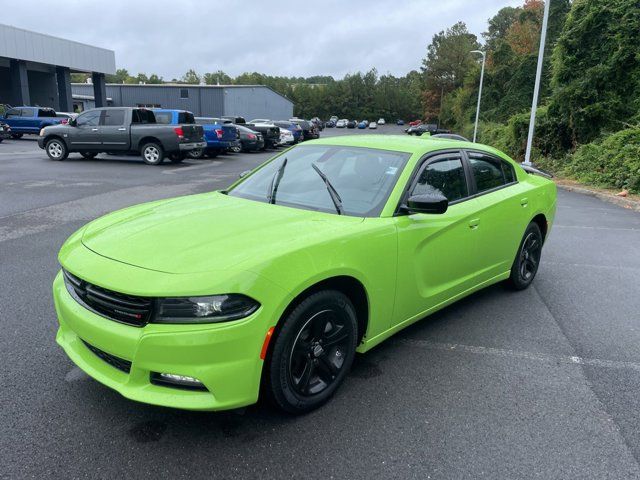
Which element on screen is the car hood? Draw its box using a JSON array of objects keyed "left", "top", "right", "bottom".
[{"left": 81, "top": 191, "right": 364, "bottom": 274}]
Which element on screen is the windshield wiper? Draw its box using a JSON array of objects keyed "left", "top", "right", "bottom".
[
  {"left": 311, "top": 163, "right": 343, "bottom": 215},
  {"left": 267, "top": 157, "right": 287, "bottom": 204}
]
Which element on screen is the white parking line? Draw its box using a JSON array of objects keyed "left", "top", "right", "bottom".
[
  {"left": 394, "top": 338, "right": 640, "bottom": 372},
  {"left": 162, "top": 161, "right": 222, "bottom": 174}
]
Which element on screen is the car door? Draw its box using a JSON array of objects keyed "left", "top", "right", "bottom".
[
  {"left": 393, "top": 151, "right": 482, "bottom": 325},
  {"left": 70, "top": 110, "right": 102, "bottom": 150},
  {"left": 99, "top": 109, "right": 129, "bottom": 151},
  {"left": 464, "top": 150, "right": 529, "bottom": 283}
]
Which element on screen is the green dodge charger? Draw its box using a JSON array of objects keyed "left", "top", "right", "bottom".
[{"left": 53, "top": 135, "right": 556, "bottom": 413}]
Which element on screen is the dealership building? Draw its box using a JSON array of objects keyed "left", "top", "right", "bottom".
[
  {"left": 0, "top": 23, "right": 115, "bottom": 112},
  {"left": 70, "top": 83, "right": 294, "bottom": 120}
]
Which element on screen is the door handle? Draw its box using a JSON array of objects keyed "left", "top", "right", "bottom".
[
  {"left": 91, "top": 128, "right": 99, "bottom": 131},
  {"left": 520, "top": 197, "right": 529, "bottom": 207},
  {"left": 469, "top": 218, "right": 480, "bottom": 230},
  {"left": 117, "top": 127, "right": 126, "bottom": 131}
]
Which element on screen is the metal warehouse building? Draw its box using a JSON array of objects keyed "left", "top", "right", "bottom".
[
  {"left": 71, "top": 83, "right": 294, "bottom": 120},
  {"left": 0, "top": 23, "right": 115, "bottom": 111}
]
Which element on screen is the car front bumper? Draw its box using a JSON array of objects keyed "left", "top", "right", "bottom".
[
  {"left": 53, "top": 270, "right": 272, "bottom": 411},
  {"left": 178, "top": 141, "right": 207, "bottom": 151}
]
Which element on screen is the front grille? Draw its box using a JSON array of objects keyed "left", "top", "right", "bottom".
[
  {"left": 63, "top": 270, "right": 153, "bottom": 327},
  {"left": 81, "top": 339, "right": 132, "bottom": 373}
]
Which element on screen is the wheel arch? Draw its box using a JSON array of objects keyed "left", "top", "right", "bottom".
[
  {"left": 531, "top": 213, "right": 548, "bottom": 242},
  {"left": 44, "top": 134, "right": 69, "bottom": 148},
  {"left": 138, "top": 136, "right": 162, "bottom": 151}
]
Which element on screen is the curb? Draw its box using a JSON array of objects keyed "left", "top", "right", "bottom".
[{"left": 557, "top": 183, "right": 640, "bottom": 212}]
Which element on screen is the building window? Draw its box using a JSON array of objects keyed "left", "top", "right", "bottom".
[{"left": 180, "top": 89, "right": 189, "bottom": 99}]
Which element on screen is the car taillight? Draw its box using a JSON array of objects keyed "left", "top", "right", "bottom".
[
  {"left": 174, "top": 127, "right": 184, "bottom": 139},
  {"left": 215, "top": 129, "right": 223, "bottom": 139},
  {"left": 248, "top": 133, "right": 256, "bottom": 140}
]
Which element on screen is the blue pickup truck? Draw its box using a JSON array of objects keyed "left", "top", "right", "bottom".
[
  {"left": 1, "top": 106, "right": 63, "bottom": 138},
  {"left": 152, "top": 109, "right": 239, "bottom": 158}
]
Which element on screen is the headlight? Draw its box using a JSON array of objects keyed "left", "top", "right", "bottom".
[{"left": 154, "top": 294, "right": 260, "bottom": 324}]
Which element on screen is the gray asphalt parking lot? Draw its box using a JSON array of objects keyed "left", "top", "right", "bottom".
[{"left": 2, "top": 126, "right": 640, "bottom": 479}]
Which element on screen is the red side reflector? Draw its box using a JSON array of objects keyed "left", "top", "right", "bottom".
[{"left": 260, "top": 327, "right": 275, "bottom": 360}]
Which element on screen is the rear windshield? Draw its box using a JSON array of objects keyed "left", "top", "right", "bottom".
[{"left": 178, "top": 112, "right": 195, "bottom": 124}]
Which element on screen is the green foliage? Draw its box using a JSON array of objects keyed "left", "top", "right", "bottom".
[
  {"left": 563, "top": 127, "right": 640, "bottom": 192},
  {"left": 549, "top": 0, "right": 640, "bottom": 146},
  {"left": 181, "top": 69, "right": 201, "bottom": 84}
]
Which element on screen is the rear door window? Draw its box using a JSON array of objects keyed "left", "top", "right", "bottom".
[
  {"left": 38, "top": 109, "right": 56, "bottom": 118},
  {"left": 102, "top": 109, "right": 125, "bottom": 126},
  {"left": 467, "top": 152, "right": 518, "bottom": 194},
  {"left": 132, "top": 109, "right": 155, "bottom": 124}
]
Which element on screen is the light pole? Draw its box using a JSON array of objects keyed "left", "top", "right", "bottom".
[
  {"left": 524, "top": 0, "right": 551, "bottom": 165},
  {"left": 470, "top": 50, "right": 486, "bottom": 143}
]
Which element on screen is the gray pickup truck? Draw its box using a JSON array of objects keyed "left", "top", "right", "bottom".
[{"left": 37, "top": 107, "right": 206, "bottom": 165}]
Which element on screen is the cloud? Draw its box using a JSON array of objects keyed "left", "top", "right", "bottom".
[{"left": 4, "top": 0, "right": 523, "bottom": 78}]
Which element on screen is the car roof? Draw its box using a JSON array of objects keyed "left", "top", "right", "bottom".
[{"left": 306, "top": 134, "right": 508, "bottom": 157}]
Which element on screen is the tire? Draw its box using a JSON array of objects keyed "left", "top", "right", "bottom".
[
  {"left": 80, "top": 151, "right": 97, "bottom": 159},
  {"left": 141, "top": 142, "right": 164, "bottom": 165},
  {"left": 11, "top": 133, "right": 23, "bottom": 139},
  {"left": 265, "top": 290, "right": 358, "bottom": 414},
  {"left": 45, "top": 138, "right": 68, "bottom": 161},
  {"left": 187, "top": 148, "right": 204, "bottom": 159},
  {"left": 507, "top": 222, "right": 543, "bottom": 290},
  {"left": 230, "top": 145, "right": 242, "bottom": 153}
]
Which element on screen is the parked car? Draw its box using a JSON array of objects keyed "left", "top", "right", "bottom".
[
  {"left": 222, "top": 116, "right": 246, "bottom": 124},
  {"left": 277, "top": 127, "right": 295, "bottom": 146},
  {"left": 236, "top": 124, "right": 265, "bottom": 152},
  {"left": 407, "top": 124, "right": 439, "bottom": 136},
  {"left": 377, "top": 118, "right": 386, "bottom": 125},
  {"left": 336, "top": 119, "right": 348, "bottom": 128},
  {"left": 191, "top": 117, "right": 241, "bottom": 158},
  {"left": 409, "top": 119, "right": 422, "bottom": 127},
  {"left": 347, "top": 120, "right": 357, "bottom": 129},
  {"left": 2, "top": 106, "right": 63, "bottom": 138},
  {"left": 432, "top": 133, "right": 469, "bottom": 142},
  {"left": 310, "top": 117, "right": 324, "bottom": 131},
  {"left": 56, "top": 112, "right": 78, "bottom": 125},
  {"left": 37, "top": 107, "right": 205, "bottom": 165},
  {"left": 0, "top": 121, "right": 11, "bottom": 142},
  {"left": 330, "top": 115, "right": 338, "bottom": 123},
  {"left": 396, "top": 119, "right": 405, "bottom": 125},
  {"left": 52, "top": 135, "right": 557, "bottom": 414},
  {"left": 273, "top": 121, "right": 303, "bottom": 143},
  {"left": 357, "top": 120, "right": 368, "bottom": 129},
  {"left": 245, "top": 121, "right": 280, "bottom": 148},
  {"left": 324, "top": 120, "right": 336, "bottom": 128},
  {"left": 289, "top": 119, "right": 319, "bottom": 140},
  {"left": 369, "top": 121, "right": 378, "bottom": 129}
]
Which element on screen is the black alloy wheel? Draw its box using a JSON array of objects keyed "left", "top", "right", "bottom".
[
  {"left": 508, "top": 222, "right": 543, "bottom": 290},
  {"left": 266, "top": 290, "right": 358, "bottom": 414}
]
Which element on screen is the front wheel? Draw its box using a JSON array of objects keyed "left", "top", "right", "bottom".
[
  {"left": 141, "top": 142, "right": 164, "bottom": 165},
  {"left": 265, "top": 290, "right": 358, "bottom": 414},
  {"left": 45, "top": 138, "right": 68, "bottom": 161},
  {"left": 507, "top": 222, "right": 543, "bottom": 290}
]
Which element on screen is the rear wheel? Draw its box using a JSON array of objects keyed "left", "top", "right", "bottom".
[
  {"left": 80, "top": 151, "right": 97, "bottom": 159},
  {"left": 45, "top": 138, "right": 68, "bottom": 161},
  {"left": 265, "top": 290, "right": 358, "bottom": 414},
  {"left": 507, "top": 222, "right": 543, "bottom": 290},
  {"left": 141, "top": 142, "right": 164, "bottom": 165}
]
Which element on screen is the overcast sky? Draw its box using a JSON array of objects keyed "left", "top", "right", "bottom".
[{"left": 6, "top": 0, "right": 522, "bottom": 79}]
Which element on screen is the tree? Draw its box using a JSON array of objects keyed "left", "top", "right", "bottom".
[
  {"left": 147, "top": 74, "right": 163, "bottom": 84},
  {"left": 549, "top": 0, "right": 640, "bottom": 147},
  {"left": 203, "top": 71, "right": 232, "bottom": 85},
  {"left": 105, "top": 68, "right": 131, "bottom": 84},
  {"left": 181, "top": 69, "right": 201, "bottom": 84}
]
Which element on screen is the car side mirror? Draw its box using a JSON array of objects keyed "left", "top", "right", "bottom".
[
  {"left": 69, "top": 118, "right": 77, "bottom": 127},
  {"left": 405, "top": 193, "right": 448, "bottom": 215}
]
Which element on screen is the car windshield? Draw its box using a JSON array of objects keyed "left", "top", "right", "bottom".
[{"left": 228, "top": 145, "right": 410, "bottom": 217}]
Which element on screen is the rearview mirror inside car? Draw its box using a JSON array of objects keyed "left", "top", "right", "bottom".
[{"left": 405, "top": 193, "right": 448, "bottom": 215}]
